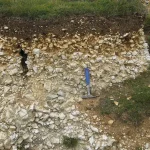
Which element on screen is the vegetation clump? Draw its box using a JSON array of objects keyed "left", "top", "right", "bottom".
[{"left": 63, "top": 136, "right": 79, "bottom": 148}]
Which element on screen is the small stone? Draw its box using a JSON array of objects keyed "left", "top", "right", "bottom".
[
  {"left": 143, "top": 43, "right": 148, "bottom": 48},
  {"left": 55, "top": 68, "right": 63, "bottom": 73},
  {"left": 96, "top": 57, "right": 102, "bottom": 62},
  {"left": 129, "top": 39, "right": 134, "bottom": 43},
  {"left": 23, "top": 133, "right": 29, "bottom": 140},
  {"left": 46, "top": 66, "right": 53, "bottom": 73},
  {"left": 71, "top": 20, "right": 74, "bottom": 23},
  {"left": 112, "top": 56, "right": 117, "bottom": 60},
  {"left": 51, "top": 137, "right": 60, "bottom": 144},
  {"left": 59, "top": 113, "right": 65, "bottom": 120},
  {"left": 102, "top": 134, "right": 108, "bottom": 140},
  {"left": 69, "top": 114, "right": 75, "bottom": 120},
  {"left": 0, "top": 52, "right": 4, "bottom": 56},
  {"left": 47, "top": 94, "right": 58, "bottom": 99},
  {"left": 99, "top": 40, "right": 103, "bottom": 44},
  {"left": 111, "top": 76, "right": 115, "bottom": 80},
  {"left": 121, "top": 51, "right": 126, "bottom": 55},
  {"left": 93, "top": 115, "right": 97, "bottom": 119},
  {"left": 32, "top": 123, "right": 38, "bottom": 129},
  {"left": 9, "top": 68, "right": 18, "bottom": 75},
  {"left": 95, "top": 141, "right": 101, "bottom": 150},
  {"left": 25, "top": 144, "right": 30, "bottom": 149},
  {"left": 33, "top": 48, "right": 40, "bottom": 57},
  {"left": 110, "top": 96, "right": 114, "bottom": 100},
  {"left": 70, "top": 62, "right": 77, "bottom": 67},
  {"left": 11, "top": 85, "right": 18, "bottom": 92},
  {"left": 92, "top": 28, "right": 96, "bottom": 31},
  {"left": 0, "top": 131, "right": 7, "bottom": 140},
  {"left": 4, "top": 26, "right": 8, "bottom": 30},
  {"left": 114, "top": 101, "right": 119, "bottom": 106},
  {"left": 61, "top": 55, "right": 67, "bottom": 60},
  {"left": 12, "top": 145, "right": 17, "bottom": 150},
  {"left": 4, "top": 139, "right": 11, "bottom": 149},
  {"left": 90, "top": 125, "right": 98, "bottom": 132},
  {"left": 130, "top": 44, "right": 134, "bottom": 48},
  {"left": 33, "top": 66, "right": 38, "bottom": 73},
  {"left": 72, "top": 110, "right": 80, "bottom": 116},
  {"left": 146, "top": 134, "right": 150, "bottom": 138},
  {"left": 58, "top": 97, "right": 65, "bottom": 101},
  {"left": 62, "top": 44, "right": 68, "bottom": 49},
  {"left": 17, "top": 137, "right": 23, "bottom": 144},
  {"left": 29, "top": 103, "right": 35, "bottom": 111},
  {"left": 127, "top": 96, "right": 132, "bottom": 100},
  {"left": 25, "top": 94, "right": 35, "bottom": 101},
  {"left": 89, "top": 136, "right": 94, "bottom": 145},
  {"left": 132, "top": 51, "right": 138, "bottom": 56},
  {"left": 4, "top": 86, "right": 10, "bottom": 94},
  {"left": 78, "top": 134, "right": 86, "bottom": 140},
  {"left": 49, "top": 124, "right": 55, "bottom": 129},
  {"left": 57, "top": 90, "right": 65, "bottom": 97},
  {"left": 62, "top": 28, "right": 67, "bottom": 31},
  {"left": 18, "top": 108, "right": 28, "bottom": 119},
  {"left": 145, "top": 143, "right": 150, "bottom": 149},
  {"left": 0, "top": 143, "right": 3, "bottom": 149},
  {"left": 49, "top": 112, "right": 58, "bottom": 118},
  {"left": 13, "top": 37, "right": 17, "bottom": 41},
  {"left": 94, "top": 46, "right": 99, "bottom": 50},
  {"left": 33, "top": 129, "right": 39, "bottom": 134},
  {"left": 9, "top": 126, "right": 16, "bottom": 130},
  {"left": 46, "top": 141, "right": 52, "bottom": 147},
  {"left": 108, "top": 120, "right": 114, "bottom": 125},
  {"left": 42, "top": 114, "right": 49, "bottom": 120}
]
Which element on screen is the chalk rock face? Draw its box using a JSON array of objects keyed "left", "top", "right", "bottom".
[{"left": 0, "top": 28, "right": 149, "bottom": 149}]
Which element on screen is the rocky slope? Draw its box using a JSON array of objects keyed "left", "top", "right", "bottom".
[{"left": 0, "top": 16, "right": 149, "bottom": 150}]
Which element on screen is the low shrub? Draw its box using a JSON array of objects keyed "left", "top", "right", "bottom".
[{"left": 63, "top": 136, "right": 79, "bottom": 148}]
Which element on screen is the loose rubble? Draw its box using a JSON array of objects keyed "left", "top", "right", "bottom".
[{"left": 0, "top": 28, "right": 149, "bottom": 149}]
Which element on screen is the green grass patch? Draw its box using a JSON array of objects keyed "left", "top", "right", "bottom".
[
  {"left": 63, "top": 136, "right": 79, "bottom": 148},
  {"left": 145, "top": 35, "right": 150, "bottom": 47},
  {"left": 100, "top": 68, "right": 150, "bottom": 126},
  {"left": 0, "top": 0, "right": 146, "bottom": 18},
  {"left": 144, "top": 14, "right": 150, "bottom": 29}
]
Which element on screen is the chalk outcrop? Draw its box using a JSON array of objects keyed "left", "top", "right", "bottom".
[{"left": 0, "top": 28, "right": 149, "bottom": 149}]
